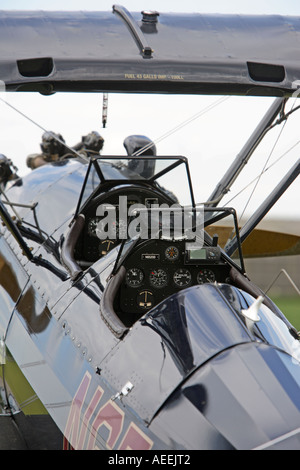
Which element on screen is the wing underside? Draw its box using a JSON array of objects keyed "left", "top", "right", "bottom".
[{"left": 0, "top": 7, "right": 300, "bottom": 96}]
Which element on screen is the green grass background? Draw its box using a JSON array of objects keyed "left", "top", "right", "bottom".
[{"left": 271, "top": 296, "right": 300, "bottom": 331}]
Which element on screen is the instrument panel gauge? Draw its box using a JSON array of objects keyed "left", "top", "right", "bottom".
[
  {"left": 165, "top": 245, "right": 179, "bottom": 261},
  {"left": 173, "top": 268, "right": 192, "bottom": 287},
  {"left": 197, "top": 269, "right": 215, "bottom": 284},
  {"left": 137, "top": 290, "right": 154, "bottom": 310},
  {"left": 113, "top": 218, "right": 128, "bottom": 238},
  {"left": 149, "top": 269, "right": 168, "bottom": 288},
  {"left": 99, "top": 239, "right": 115, "bottom": 256},
  {"left": 88, "top": 217, "right": 102, "bottom": 237},
  {"left": 126, "top": 268, "right": 144, "bottom": 288},
  {"left": 96, "top": 217, "right": 127, "bottom": 238}
]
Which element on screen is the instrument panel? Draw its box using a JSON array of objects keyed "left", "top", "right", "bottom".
[
  {"left": 74, "top": 185, "right": 175, "bottom": 263},
  {"left": 119, "top": 239, "right": 231, "bottom": 315},
  {"left": 74, "top": 185, "right": 231, "bottom": 318}
]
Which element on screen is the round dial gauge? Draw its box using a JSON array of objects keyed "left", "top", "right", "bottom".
[
  {"left": 165, "top": 245, "right": 179, "bottom": 261},
  {"left": 96, "top": 217, "right": 126, "bottom": 239},
  {"left": 137, "top": 290, "right": 154, "bottom": 310},
  {"left": 126, "top": 268, "right": 144, "bottom": 288},
  {"left": 88, "top": 217, "right": 102, "bottom": 237},
  {"left": 197, "top": 269, "right": 215, "bottom": 284},
  {"left": 173, "top": 268, "right": 192, "bottom": 287},
  {"left": 149, "top": 269, "right": 168, "bottom": 288},
  {"left": 99, "top": 239, "right": 115, "bottom": 256}
]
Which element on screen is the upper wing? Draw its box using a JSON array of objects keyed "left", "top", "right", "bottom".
[{"left": 1, "top": 6, "right": 300, "bottom": 96}]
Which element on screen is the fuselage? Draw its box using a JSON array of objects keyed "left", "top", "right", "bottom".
[{"left": 0, "top": 158, "right": 299, "bottom": 450}]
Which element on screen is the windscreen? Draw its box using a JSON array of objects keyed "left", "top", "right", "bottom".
[{"left": 76, "top": 155, "right": 195, "bottom": 215}]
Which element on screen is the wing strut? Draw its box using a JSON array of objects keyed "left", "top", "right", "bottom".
[
  {"left": 207, "top": 97, "right": 286, "bottom": 206},
  {"left": 226, "top": 158, "right": 300, "bottom": 256}
]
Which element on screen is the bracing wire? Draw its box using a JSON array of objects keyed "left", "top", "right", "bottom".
[
  {"left": 237, "top": 117, "right": 289, "bottom": 223},
  {"left": 1, "top": 90, "right": 297, "bottom": 214},
  {"left": 133, "top": 96, "right": 231, "bottom": 156},
  {"left": 224, "top": 140, "right": 300, "bottom": 207},
  {"left": 0, "top": 93, "right": 230, "bottom": 163},
  {"left": 0, "top": 96, "right": 89, "bottom": 162},
  {"left": 224, "top": 99, "right": 300, "bottom": 211},
  {"left": 5, "top": 90, "right": 295, "bottom": 213}
]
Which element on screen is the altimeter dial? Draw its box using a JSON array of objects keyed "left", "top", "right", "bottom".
[{"left": 173, "top": 268, "right": 192, "bottom": 287}]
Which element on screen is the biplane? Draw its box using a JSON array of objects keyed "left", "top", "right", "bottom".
[{"left": 0, "top": 6, "right": 300, "bottom": 450}]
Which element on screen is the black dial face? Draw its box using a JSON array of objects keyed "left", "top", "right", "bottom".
[
  {"left": 99, "top": 239, "right": 115, "bottom": 256},
  {"left": 88, "top": 217, "right": 102, "bottom": 237},
  {"left": 165, "top": 245, "right": 179, "bottom": 261},
  {"left": 173, "top": 268, "right": 192, "bottom": 287},
  {"left": 126, "top": 268, "right": 144, "bottom": 287},
  {"left": 197, "top": 269, "right": 215, "bottom": 284},
  {"left": 137, "top": 290, "right": 154, "bottom": 310},
  {"left": 149, "top": 269, "right": 168, "bottom": 288}
]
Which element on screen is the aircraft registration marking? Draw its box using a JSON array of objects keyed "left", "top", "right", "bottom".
[{"left": 64, "top": 372, "right": 153, "bottom": 450}]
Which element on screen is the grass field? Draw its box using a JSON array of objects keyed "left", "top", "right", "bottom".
[{"left": 271, "top": 296, "right": 300, "bottom": 331}]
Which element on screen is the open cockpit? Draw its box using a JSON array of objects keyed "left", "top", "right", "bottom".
[{"left": 59, "top": 153, "right": 251, "bottom": 334}]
